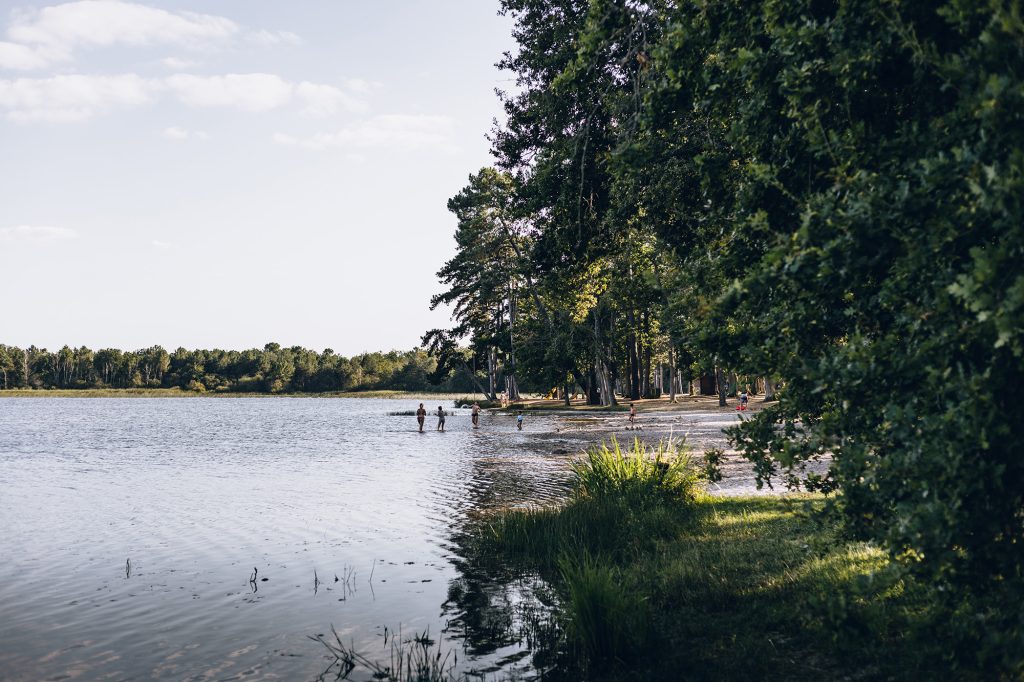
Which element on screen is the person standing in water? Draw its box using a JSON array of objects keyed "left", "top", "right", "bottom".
[
  {"left": 516, "top": 411, "right": 524, "bottom": 431},
  {"left": 416, "top": 403, "right": 426, "bottom": 432},
  {"left": 471, "top": 402, "right": 480, "bottom": 429},
  {"left": 436, "top": 405, "right": 446, "bottom": 432}
]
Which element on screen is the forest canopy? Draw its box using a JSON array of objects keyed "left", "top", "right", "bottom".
[
  {"left": 0, "top": 343, "right": 477, "bottom": 394},
  {"left": 425, "top": 0, "right": 1023, "bottom": 670}
]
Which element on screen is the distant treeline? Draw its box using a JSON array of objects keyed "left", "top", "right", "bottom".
[{"left": 0, "top": 343, "right": 479, "bottom": 394}]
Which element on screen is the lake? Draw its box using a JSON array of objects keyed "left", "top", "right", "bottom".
[{"left": 0, "top": 397, "right": 588, "bottom": 681}]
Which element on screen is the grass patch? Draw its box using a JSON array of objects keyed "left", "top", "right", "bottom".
[{"left": 465, "top": 440, "right": 953, "bottom": 680}]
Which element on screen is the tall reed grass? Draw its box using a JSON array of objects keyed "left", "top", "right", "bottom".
[
  {"left": 472, "top": 438, "right": 703, "bottom": 672},
  {"left": 485, "top": 438, "right": 702, "bottom": 566}
]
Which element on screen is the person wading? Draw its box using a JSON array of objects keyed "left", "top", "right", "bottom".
[
  {"left": 436, "top": 405, "right": 446, "bottom": 432},
  {"left": 471, "top": 402, "right": 480, "bottom": 429},
  {"left": 416, "top": 403, "right": 426, "bottom": 432}
]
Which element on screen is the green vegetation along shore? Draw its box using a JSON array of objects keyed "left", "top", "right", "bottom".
[
  {"left": 0, "top": 388, "right": 478, "bottom": 399},
  {"left": 423, "top": 1, "right": 1023, "bottom": 674},
  {"left": 0, "top": 345, "right": 480, "bottom": 394},
  {"left": 457, "top": 440, "right": 988, "bottom": 680}
]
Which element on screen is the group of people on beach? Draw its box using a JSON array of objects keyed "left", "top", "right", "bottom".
[{"left": 415, "top": 402, "right": 524, "bottom": 432}]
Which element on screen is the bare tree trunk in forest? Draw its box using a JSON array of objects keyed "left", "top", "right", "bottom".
[
  {"left": 586, "top": 366, "right": 600, "bottom": 405},
  {"left": 592, "top": 312, "right": 616, "bottom": 406},
  {"left": 460, "top": 359, "right": 494, "bottom": 401},
  {"left": 668, "top": 348, "right": 677, "bottom": 403},
  {"left": 487, "top": 347, "right": 498, "bottom": 400},
  {"left": 729, "top": 372, "right": 738, "bottom": 397},
  {"left": 715, "top": 366, "right": 728, "bottom": 407},
  {"left": 641, "top": 345, "right": 651, "bottom": 398},
  {"left": 627, "top": 336, "right": 641, "bottom": 401},
  {"left": 764, "top": 377, "right": 777, "bottom": 401},
  {"left": 507, "top": 294, "right": 520, "bottom": 401},
  {"left": 22, "top": 350, "right": 29, "bottom": 388}
]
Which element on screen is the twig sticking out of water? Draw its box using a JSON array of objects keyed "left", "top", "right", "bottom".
[
  {"left": 125, "top": 558, "right": 131, "bottom": 579},
  {"left": 312, "top": 624, "right": 461, "bottom": 682},
  {"left": 314, "top": 569, "right": 321, "bottom": 595},
  {"left": 334, "top": 565, "right": 357, "bottom": 601},
  {"left": 369, "top": 559, "right": 376, "bottom": 584}
]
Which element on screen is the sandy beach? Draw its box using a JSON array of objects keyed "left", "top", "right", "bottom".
[{"left": 506, "top": 395, "right": 829, "bottom": 496}]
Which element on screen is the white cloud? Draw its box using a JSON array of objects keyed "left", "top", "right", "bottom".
[
  {"left": 272, "top": 114, "right": 457, "bottom": 152},
  {"left": 161, "top": 125, "right": 207, "bottom": 140},
  {"left": 296, "top": 81, "right": 367, "bottom": 117},
  {"left": 151, "top": 239, "right": 172, "bottom": 249},
  {"left": 0, "top": 73, "right": 152, "bottom": 121},
  {"left": 0, "top": 41, "right": 49, "bottom": 70},
  {"left": 165, "top": 73, "right": 292, "bottom": 111},
  {"left": 160, "top": 56, "right": 198, "bottom": 70},
  {"left": 2, "top": 1, "right": 300, "bottom": 69},
  {"left": 0, "top": 225, "right": 77, "bottom": 242},
  {"left": 245, "top": 29, "right": 301, "bottom": 47},
  {"left": 0, "top": 72, "right": 374, "bottom": 122}
]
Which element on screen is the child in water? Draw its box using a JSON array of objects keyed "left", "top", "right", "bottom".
[
  {"left": 436, "top": 405, "right": 446, "bottom": 432},
  {"left": 416, "top": 403, "right": 426, "bottom": 432},
  {"left": 516, "top": 411, "right": 524, "bottom": 431}
]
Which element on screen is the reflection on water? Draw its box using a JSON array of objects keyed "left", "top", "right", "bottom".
[{"left": 0, "top": 397, "right": 579, "bottom": 680}]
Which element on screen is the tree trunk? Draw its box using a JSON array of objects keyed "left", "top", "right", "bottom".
[
  {"left": 461, "top": 359, "right": 495, "bottom": 401},
  {"left": 715, "top": 366, "right": 728, "bottom": 407},
  {"left": 668, "top": 349, "right": 677, "bottom": 403},
  {"left": 487, "top": 347, "right": 498, "bottom": 400},
  {"left": 627, "top": 336, "right": 641, "bottom": 401},
  {"left": 764, "top": 377, "right": 777, "bottom": 401},
  {"left": 587, "top": 366, "right": 600, "bottom": 405},
  {"left": 507, "top": 293, "right": 520, "bottom": 401},
  {"left": 641, "top": 345, "right": 651, "bottom": 398}
]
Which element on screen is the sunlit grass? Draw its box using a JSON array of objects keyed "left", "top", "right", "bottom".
[{"left": 468, "top": 447, "right": 945, "bottom": 680}]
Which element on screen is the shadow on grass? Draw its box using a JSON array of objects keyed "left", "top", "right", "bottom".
[{"left": 446, "top": 441, "right": 952, "bottom": 680}]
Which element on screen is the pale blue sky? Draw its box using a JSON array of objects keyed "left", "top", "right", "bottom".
[{"left": 0, "top": 0, "right": 515, "bottom": 354}]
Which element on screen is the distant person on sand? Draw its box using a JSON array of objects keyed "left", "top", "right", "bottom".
[
  {"left": 436, "top": 405, "right": 446, "bottom": 432},
  {"left": 628, "top": 403, "right": 636, "bottom": 428},
  {"left": 516, "top": 411, "right": 524, "bottom": 431},
  {"left": 471, "top": 402, "right": 480, "bottom": 429},
  {"left": 416, "top": 403, "right": 426, "bottom": 432},
  {"left": 740, "top": 390, "right": 749, "bottom": 410}
]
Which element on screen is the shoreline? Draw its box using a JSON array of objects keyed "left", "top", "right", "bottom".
[
  {"left": 0, "top": 388, "right": 485, "bottom": 399},
  {"left": 1, "top": 389, "right": 806, "bottom": 495}
]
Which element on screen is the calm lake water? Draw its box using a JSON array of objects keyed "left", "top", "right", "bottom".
[{"left": 0, "top": 397, "right": 585, "bottom": 681}]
